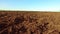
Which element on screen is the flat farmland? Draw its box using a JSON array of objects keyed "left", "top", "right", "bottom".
[{"left": 0, "top": 11, "right": 60, "bottom": 34}]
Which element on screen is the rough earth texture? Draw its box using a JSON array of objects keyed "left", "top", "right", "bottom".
[{"left": 0, "top": 11, "right": 60, "bottom": 34}]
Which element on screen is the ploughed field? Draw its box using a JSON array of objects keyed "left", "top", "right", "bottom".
[{"left": 0, "top": 11, "right": 60, "bottom": 34}]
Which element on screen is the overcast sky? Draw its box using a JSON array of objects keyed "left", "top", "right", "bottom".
[{"left": 0, "top": 0, "right": 60, "bottom": 11}]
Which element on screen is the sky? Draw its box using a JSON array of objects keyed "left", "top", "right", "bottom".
[{"left": 0, "top": 0, "right": 60, "bottom": 11}]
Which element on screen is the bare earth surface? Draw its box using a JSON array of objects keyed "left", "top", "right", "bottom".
[{"left": 0, "top": 11, "right": 60, "bottom": 34}]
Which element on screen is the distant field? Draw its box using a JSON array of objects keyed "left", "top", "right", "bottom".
[{"left": 0, "top": 11, "right": 60, "bottom": 34}]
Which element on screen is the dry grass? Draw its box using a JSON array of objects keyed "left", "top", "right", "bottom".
[{"left": 0, "top": 11, "right": 60, "bottom": 34}]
